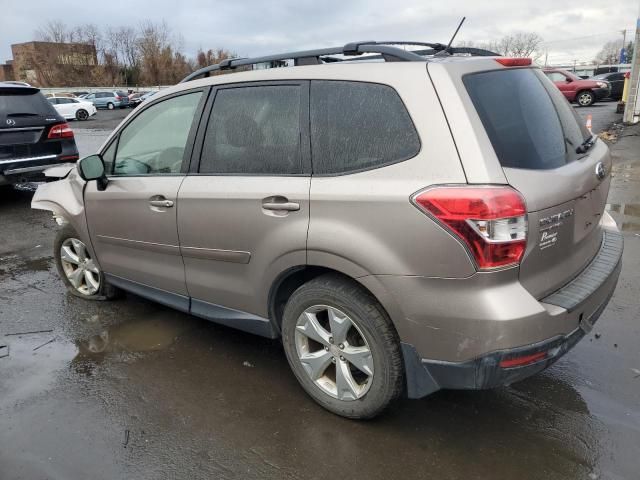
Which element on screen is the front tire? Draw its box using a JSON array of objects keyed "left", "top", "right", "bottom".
[
  {"left": 281, "top": 274, "right": 404, "bottom": 419},
  {"left": 576, "top": 90, "right": 595, "bottom": 107},
  {"left": 76, "top": 109, "right": 89, "bottom": 121},
  {"left": 54, "top": 224, "right": 119, "bottom": 300}
]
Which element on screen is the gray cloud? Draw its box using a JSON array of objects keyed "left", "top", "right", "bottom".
[{"left": 0, "top": 0, "right": 636, "bottom": 66}]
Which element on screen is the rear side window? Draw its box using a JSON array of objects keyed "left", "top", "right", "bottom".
[
  {"left": 0, "top": 90, "right": 57, "bottom": 116},
  {"left": 464, "top": 68, "right": 589, "bottom": 170},
  {"left": 199, "top": 85, "right": 302, "bottom": 175},
  {"left": 310, "top": 81, "right": 420, "bottom": 175}
]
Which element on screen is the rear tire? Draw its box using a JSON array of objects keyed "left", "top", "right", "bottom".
[
  {"left": 54, "top": 224, "right": 119, "bottom": 301},
  {"left": 576, "top": 90, "right": 595, "bottom": 107},
  {"left": 76, "top": 109, "right": 89, "bottom": 121},
  {"left": 107, "top": 102, "right": 114, "bottom": 110},
  {"left": 281, "top": 274, "right": 403, "bottom": 419}
]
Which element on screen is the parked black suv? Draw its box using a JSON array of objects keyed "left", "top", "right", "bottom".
[{"left": 0, "top": 83, "right": 79, "bottom": 186}]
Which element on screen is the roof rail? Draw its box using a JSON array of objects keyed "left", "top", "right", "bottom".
[
  {"left": 180, "top": 41, "right": 431, "bottom": 83},
  {"left": 179, "top": 41, "right": 501, "bottom": 83}
]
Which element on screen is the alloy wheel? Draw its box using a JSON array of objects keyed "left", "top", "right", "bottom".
[
  {"left": 294, "top": 305, "right": 374, "bottom": 401},
  {"left": 60, "top": 238, "right": 100, "bottom": 295},
  {"left": 578, "top": 92, "right": 593, "bottom": 106},
  {"left": 77, "top": 109, "right": 88, "bottom": 120}
]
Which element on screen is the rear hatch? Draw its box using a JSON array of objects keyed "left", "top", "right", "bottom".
[
  {"left": 0, "top": 86, "right": 64, "bottom": 164},
  {"left": 452, "top": 64, "right": 610, "bottom": 298}
]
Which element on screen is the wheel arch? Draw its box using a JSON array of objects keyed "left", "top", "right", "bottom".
[{"left": 268, "top": 264, "right": 406, "bottom": 340}]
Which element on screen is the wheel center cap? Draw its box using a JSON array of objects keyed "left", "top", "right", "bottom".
[{"left": 329, "top": 345, "right": 341, "bottom": 357}]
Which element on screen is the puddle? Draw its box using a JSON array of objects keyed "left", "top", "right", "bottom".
[
  {"left": 606, "top": 203, "right": 640, "bottom": 232},
  {"left": 0, "top": 255, "right": 53, "bottom": 278},
  {"left": 75, "top": 314, "right": 193, "bottom": 356},
  {"left": 0, "top": 332, "right": 77, "bottom": 409}
]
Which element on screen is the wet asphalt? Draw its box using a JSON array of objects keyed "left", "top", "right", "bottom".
[{"left": 1, "top": 104, "right": 639, "bottom": 480}]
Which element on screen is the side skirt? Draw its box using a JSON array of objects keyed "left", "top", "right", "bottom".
[{"left": 103, "top": 273, "right": 278, "bottom": 339}]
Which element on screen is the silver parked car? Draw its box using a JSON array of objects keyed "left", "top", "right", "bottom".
[{"left": 32, "top": 42, "right": 623, "bottom": 419}]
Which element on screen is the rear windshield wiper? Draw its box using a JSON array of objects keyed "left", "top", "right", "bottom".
[{"left": 575, "top": 135, "right": 595, "bottom": 154}]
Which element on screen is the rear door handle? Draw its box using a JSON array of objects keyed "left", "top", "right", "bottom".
[
  {"left": 149, "top": 199, "right": 174, "bottom": 208},
  {"left": 262, "top": 199, "right": 300, "bottom": 212}
]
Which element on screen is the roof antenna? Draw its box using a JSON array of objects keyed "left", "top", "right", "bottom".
[{"left": 437, "top": 16, "right": 466, "bottom": 56}]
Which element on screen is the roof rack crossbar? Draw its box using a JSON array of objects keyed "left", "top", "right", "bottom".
[{"left": 180, "top": 42, "right": 427, "bottom": 83}]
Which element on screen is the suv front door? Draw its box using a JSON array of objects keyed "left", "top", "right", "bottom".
[
  {"left": 177, "top": 82, "right": 310, "bottom": 333},
  {"left": 84, "top": 90, "right": 206, "bottom": 310}
]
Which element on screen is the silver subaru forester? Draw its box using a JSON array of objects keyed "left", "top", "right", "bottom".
[{"left": 32, "top": 42, "right": 623, "bottom": 419}]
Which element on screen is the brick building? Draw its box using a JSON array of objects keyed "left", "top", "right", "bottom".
[{"left": 0, "top": 41, "right": 98, "bottom": 86}]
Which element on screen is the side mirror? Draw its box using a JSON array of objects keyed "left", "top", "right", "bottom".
[
  {"left": 565, "top": 77, "right": 573, "bottom": 83},
  {"left": 78, "top": 154, "right": 108, "bottom": 191}
]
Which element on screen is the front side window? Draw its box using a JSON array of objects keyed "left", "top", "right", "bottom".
[
  {"left": 200, "top": 85, "right": 302, "bottom": 175},
  {"left": 112, "top": 92, "right": 202, "bottom": 176},
  {"left": 310, "top": 81, "right": 420, "bottom": 175}
]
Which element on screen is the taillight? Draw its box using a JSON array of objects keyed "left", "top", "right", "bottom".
[
  {"left": 412, "top": 186, "right": 527, "bottom": 270},
  {"left": 495, "top": 57, "right": 532, "bottom": 67},
  {"left": 47, "top": 123, "right": 74, "bottom": 139},
  {"left": 115, "top": 95, "right": 121, "bottom": 100}
]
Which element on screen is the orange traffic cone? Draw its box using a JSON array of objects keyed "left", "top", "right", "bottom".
[{"left": 586, "top": 114, "right": 592, "bottom": 134}]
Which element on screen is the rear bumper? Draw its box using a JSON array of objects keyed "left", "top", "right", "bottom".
[
  {"left": 377, "top": 220, "right": 623, "bottom": 399},
  {"left": 0, "top": 149, "right": 79, "bottom": 184}
]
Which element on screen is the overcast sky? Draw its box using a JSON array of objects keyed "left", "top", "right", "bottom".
[{"left": 0, "top": 0, "right": 637, "bottom": 65}]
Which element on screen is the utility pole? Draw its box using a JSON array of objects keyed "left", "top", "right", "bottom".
[
  {"left": 623, "top": 2, "right": 640, "bottom": 123},
  {"left": 622, "top": 29, "right": 628, "bottom": 63}
]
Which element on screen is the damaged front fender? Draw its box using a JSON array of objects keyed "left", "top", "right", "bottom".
[{"left": 31, "top": 167, "right": 99, "bottom": 266}]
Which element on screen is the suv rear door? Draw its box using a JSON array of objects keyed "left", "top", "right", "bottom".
[
  {"left": 84, "top": 89, "right": 206, "bottom": 308},
  {"left": 177, "top": 81, "right": 310, "bottom": 328},
  {"left": 431, "top": 61, "right": 610, "bottom": 298}
]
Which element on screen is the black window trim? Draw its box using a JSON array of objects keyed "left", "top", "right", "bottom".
[
  {"left": 308, "top": 79, "right": 422, "bottom": 177},
  {"left": 189, "top": 80, "right": 312, "bottom": 177},
  {"left": 100, "top": 86, "right": 211, "bottom": 178}
]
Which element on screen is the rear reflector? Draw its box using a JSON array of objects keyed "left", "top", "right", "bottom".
[
  {"left": 499, "top": 351, "right": 547, "bottom": 368},
  {"left": 47, "top": 123, "right": 74, "bottom": 139},
  {"left": 412, "top": 186, "right": 527, "bottom": 270},
  {"left": 59, "top": 155, "right": 79, "bottom": 162},
  {"left": 495, "top": 57, "right": 532, "bottom": 67}
]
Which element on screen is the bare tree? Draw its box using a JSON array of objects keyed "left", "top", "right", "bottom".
[
  {"left": 594, "top": 40, "right": 623, "bottom": 65},
  {"left": 458, "top": 32, "right": 544, "bottom": 60},
  {"left": 35, "top": 20, "right": 71, "bottom": 43}
]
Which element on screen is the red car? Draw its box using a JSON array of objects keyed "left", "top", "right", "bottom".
[{"left": 543, "top": 68, "right": 610, "bottom": 107}]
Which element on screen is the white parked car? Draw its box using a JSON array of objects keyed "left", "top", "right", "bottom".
[{"left": 47, "top": 97, "right": 97, "bottom": 121}]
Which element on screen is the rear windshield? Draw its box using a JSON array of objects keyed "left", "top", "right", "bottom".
[
  {"left": 0, "top": 90, "right": 57, "bottom": 116},
  {"left": 463, "top": 68, "right": 591, "bottom": 170}
]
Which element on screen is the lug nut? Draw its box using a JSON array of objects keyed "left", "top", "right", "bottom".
[
  {"left": 329, "top": 337, "right": 334, "bottom": 344},
  {"left": 331, "top": 357, "right": 336, "bottom": 363},
  {"left": 339, "top": 343, "right": 344, "bottom": 349},
  {"left": 324, "top": 346, "right": 329, "bottom": 351},
  {"left": 340, "top": 355, "right": 345, "bottom": 362}
]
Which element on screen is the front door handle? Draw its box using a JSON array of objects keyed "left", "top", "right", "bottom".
[
  {"left": 262, "top": 200, "right": 300, "bottom": 212},
  {"left": 149, "top": 199, "right": 174, "bottom": 208}
]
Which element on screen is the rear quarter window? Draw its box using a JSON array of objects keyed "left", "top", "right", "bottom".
[
  {"left": 310, "top": 80, "right": 420, "bottom": 175},
  {"left": 464, "top": 68, "right": 589, "bottom": 170}
]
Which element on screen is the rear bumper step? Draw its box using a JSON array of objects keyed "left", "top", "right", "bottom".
[{"left": 542, "top": 229, "right": 623, "bottom": 311}]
